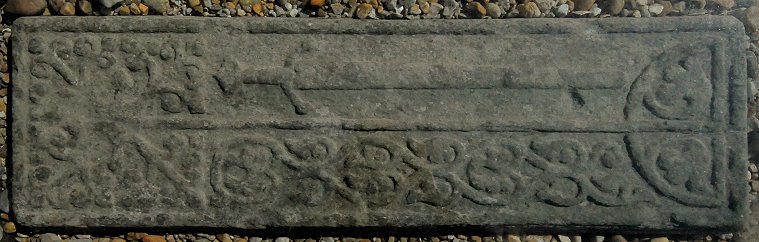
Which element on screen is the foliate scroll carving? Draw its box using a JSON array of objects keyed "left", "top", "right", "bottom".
[
  {"left": 626, "top": 134, "right": 727, "bottom": 208},
  {"left": 210, "top": 136, "right": 286, "bottom": 205},
  {"left": 22, "top": 131, "right": 728, "bottom": 213},
  {"left": 27, "top": 36, "right": 212, "bottom": 114},
  {"left": 625, "top": 43, "right": 715, "bottom": 121},
  {"left": 105, "top": 131, "right": 208, "bottom": 210}
]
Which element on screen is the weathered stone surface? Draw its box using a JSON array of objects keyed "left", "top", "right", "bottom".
[{"left": 10, "top": 16, "right": 749, "bottom": 231}]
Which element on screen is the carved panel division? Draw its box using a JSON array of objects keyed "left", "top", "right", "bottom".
[{"left": 10, "top": 16, "right": 748, "bottom": 231}]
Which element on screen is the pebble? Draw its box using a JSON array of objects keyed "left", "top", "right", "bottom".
[
  {"left": 252, "top": 1, "right": 265, "bottom": 15},
  {"left": 40, "top": 234, "right": 62, "bottom": 242},
  {"left": 649, "top": 238, "right": 668, "bottom": 242},
  {"left": 672, "top": 0, "right": 686, "bottom": 11},
  {"left": 111, "top": 239, "right": 126, "bottom": 242},
  {"left": 68, "top": 239, "right": 93, "bottom": 242},
  {"left": 49, "top": 0, "right": 66, "bottom": 12},
  {"left": 590, "top": 5, "right": 601, "bottom": 15},
  {"left": 331, "top": 3, "right": 345, "bottom": 13},
  {"left": 427, "top": 2, "right": 444, "bottom": 14},
  {"left": 189, "top": 0, "right": 202, "bottom": 7},
  {"left": 708, "top": 0, "right": 735, "bottom": 9},
  {"left": 355, "top": 3, "right": 373, "bottom": 18},
  {"left": 751, "top": 180, "right": 759, "bottom": 192},
  {"left": 574, "top": 0, "right": 595, "bottom": 10},
  {"left": 137, "top": 3, "right": 150, "bottom": 15},
  {"left": 441, "top": 0, "right": 460, "bottom": 18},
  {"left": 693, "top": 0, "right": 707, "bottom": 8},
  {"left": 640, "top": 4, "right": 651, "bottom": 16},
  {"left": 5, "top": 0, "right": 47, "bottom": 15},
  {"left": 557, "top": 236, "right": 570, "bottom": 242},
  {"left": 507, "top": 235, "right": 521, "bottom": 242},
  {"left": 534, "top": 0, "right": 556, "bottom": 12},
  {"left": 601, "top": 0, "right": 624, "bottom": 14},
  {"left": 99, "top": 0, "right": 123, "bottom": 8},
  {"left": 129, "top": 3, "right": 142, "bottom": 14},
  {"left": 737, "top": 0, "right": 756, "bottom": 6},
  {"left": 311, "top": 0, "right": 327, "bottom": 7},
  {"left": 604, "top": 236, "right": 627, "bottom": 242},
  {"left": 467, "top": 2, "right": 486, "bottom": 18},
  {"left": 368, "top": 0, "right": 380, "bottom": 8},
  {"left": 523, "top": 236, "right": 541, "bottom": 242},
  {"left": 288, "top": 8, "right": 299, "bottom": 16},
  {"left": 275, "top": 238, "right": 290, "bottom": 242},
  {"left": 658, "top": 1, "right": 672, "bottom": 14},
  {"left": 485, "top": 2, "right": 501, "bottom": 17},
  {"left": 78, "top": 0, "right": 94, "bottom": 15},
  {"left": 118, "top": 4, "right": 131, "bottom": 14},
  {"left": 517, "top": 2, "right": 540, "bottom": 17},
  {"left": 142, "top": 236, "right": 166, "bottom": 242},
  {"left": 60, "top": 2, "right": 77, "bottom": 15},
  {"left": 3, "top": 221, "right": 16, "bottom": 233},
  {"left": 648, "top": 2, "right": 663, "bottom": 14},
  {"left": 144, "top": 0, "right": 171, "bottom": 13},
  {"left": 128, "top": 233, "right": 149, "bottom": 241},
  {"left": 410, "top": 3, "right": 422, "bottom": 14},
  {"left": 274, "top": 5, "right": 286, "bottom": 15},
  {"left": 555, "top": 3, "right": 569, "bottom": 16},
  {"left": 399, "top": 0, "right": 414, "bottom": 11}
]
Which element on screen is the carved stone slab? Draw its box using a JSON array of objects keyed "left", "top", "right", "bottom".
[{"left": 10, "top": 16, "right": 749, "bottom": 231}]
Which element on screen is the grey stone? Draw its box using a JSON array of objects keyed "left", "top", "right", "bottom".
[
  {"left": 39, "top": 234, "right": 62, "bottom": 242},
  {"left": 533, "top": 0, "right": 556, "bottom": 12},
  {"left": 66, "top": 239, "right": 92, "bottom": 242},
  {"left": 275, "top": 5, "right": 287, "bottom": 16},
  {"left": 143, "top": 0, "right": 170, "bottom": 13},
  {"left": 10, "top": 16, "right": 749, "bottom": 232},
  {"left": 554, "top": 3, "right": 569, "bottom": 17},
  {"left": 98, "top": 0, "right": 123, "bottom": 8},
  {"left": 736, "top": 0, "right": 756, "bottom": 7},
  {"left": 590, "top": 5, "right": 602, "bottom": 16},
  {"left": 383, "top": 0, "right": 398, "bottom": 11},
  {"left": 331, "top": 3, "right": 345, "bottom": 14}
]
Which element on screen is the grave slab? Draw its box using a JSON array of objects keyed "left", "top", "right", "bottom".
[{"left": 9, "top": 16, "right": 750, "bottom": 231}]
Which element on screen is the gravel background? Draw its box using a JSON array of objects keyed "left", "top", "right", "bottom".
[{"left": 0, "top": 0, "right": 758, "bottom": 241}]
